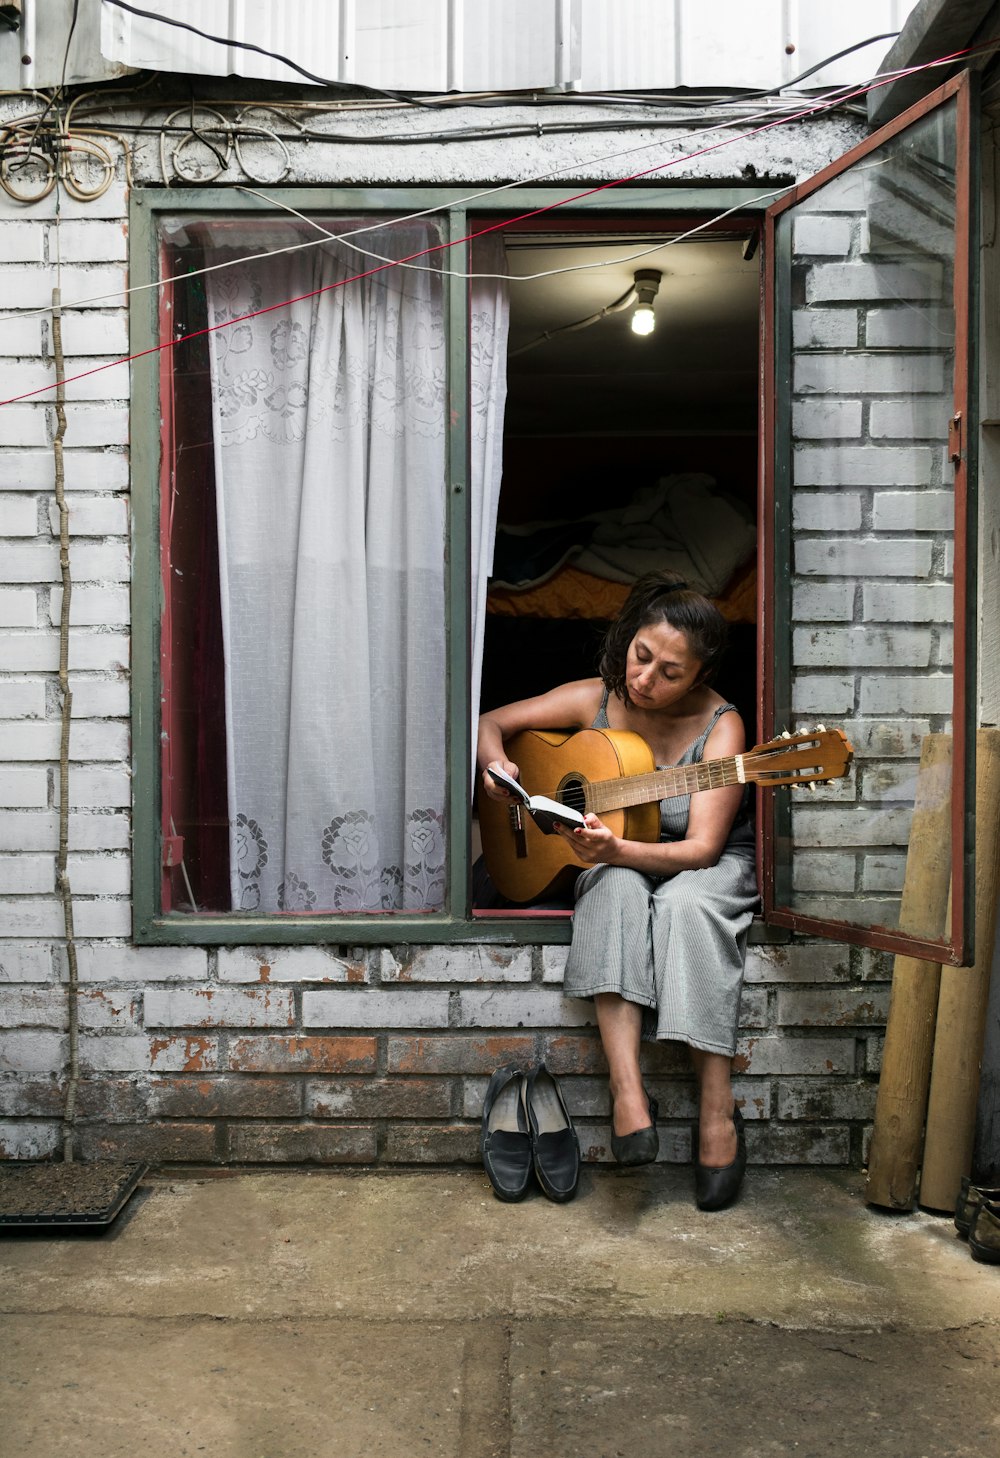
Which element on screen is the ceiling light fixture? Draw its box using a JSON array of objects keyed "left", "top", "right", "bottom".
[{"left": 631, "top": 269, "right": 662, "bottom": 336}]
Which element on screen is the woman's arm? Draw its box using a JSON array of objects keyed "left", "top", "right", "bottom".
[
  {"left": 556, "top": 707, "right": 747, "bottom": 872},
  {"left": 477, "top": 679, "right": 602, "bottom": 800}
]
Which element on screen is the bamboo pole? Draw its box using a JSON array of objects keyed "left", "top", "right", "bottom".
[
  {"left": 865, "top": 734, "right": 953, "bottom": 1211},
  {"left": 918, "top": 729, "right": 1000, "bottom": 1213}
]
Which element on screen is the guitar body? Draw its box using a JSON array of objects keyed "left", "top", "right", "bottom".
[
  {"left": 476, "top": 728, "right": 661, "bottom": 905},
  {"left": 476, "top": 721, "right": 854, "bottom": 906}
]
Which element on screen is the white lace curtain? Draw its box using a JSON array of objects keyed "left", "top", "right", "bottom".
[{"left": 206, "top": 222, "right": 508, "bottom": 913}]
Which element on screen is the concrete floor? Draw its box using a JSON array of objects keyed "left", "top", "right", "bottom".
[{"left": 2, "top": 1164, "right": 999, "bottom": 1458}]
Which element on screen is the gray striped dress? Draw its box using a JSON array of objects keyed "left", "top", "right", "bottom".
[{"left": 563, "top": 697, "right": 759, "bottom": 1057}]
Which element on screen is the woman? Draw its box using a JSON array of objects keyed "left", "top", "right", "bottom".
[{"left": 477, "top": 571, "right": 758, "bottom": 1210}]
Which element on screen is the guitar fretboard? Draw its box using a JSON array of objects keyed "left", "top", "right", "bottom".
[{"left": 584, "top": 755, "right": 743, "bottom": 813}]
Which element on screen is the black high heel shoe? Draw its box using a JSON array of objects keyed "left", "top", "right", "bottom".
[
  {"left": 610, "top": 1088, "right": 659, "bottom": 1167},
  {"left": 694, "top": 1105, "right": 746, "bottom": 1211}
]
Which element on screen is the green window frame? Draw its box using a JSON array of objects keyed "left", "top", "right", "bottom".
[{"left": 129, "top": 183, "right": 775, "bottom": 946}]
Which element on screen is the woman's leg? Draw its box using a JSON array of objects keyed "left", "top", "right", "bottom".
[
  {"left": 595, "top": 993, "right": 651, "bottom": 1136},
  {"left": 689, "top": 1048, "right": 738, "bottom": 1166}
]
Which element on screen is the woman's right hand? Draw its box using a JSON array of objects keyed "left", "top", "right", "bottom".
[{"left": 481, "top": 758, "right": 520, "bottom": 801}]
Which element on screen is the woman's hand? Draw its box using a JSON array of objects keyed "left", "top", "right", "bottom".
[
  {"left": 480, "top": 758, "right": 520, "bottom": 802},
  {"left": 556, "top": 813, "right": 622, "bottom": 866}
]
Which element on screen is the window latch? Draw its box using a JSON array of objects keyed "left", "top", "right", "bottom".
[{"left": 949, "top": 412, "right": 963, "bottom": 465}]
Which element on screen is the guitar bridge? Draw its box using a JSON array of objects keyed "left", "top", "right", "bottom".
[{"left": 508, "top": 802, "right": 528, "bottom": 860}]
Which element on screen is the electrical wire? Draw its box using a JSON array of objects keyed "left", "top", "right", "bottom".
[
  {"left": 0, "top": 35, "right": 990, "bottom": 407},
  {"left": 0, "top": 67, "right": 884, "bottom": 321},
  {"left": 100, "top": 0, "right": 424, "bottom": 106},
  {"left": 238, "top": 182, "right": 788, "bottom": 287}
]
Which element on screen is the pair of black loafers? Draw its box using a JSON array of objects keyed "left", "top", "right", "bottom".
[{"left": 480, "top": 1063, "right": 581, "bottom": 1203}]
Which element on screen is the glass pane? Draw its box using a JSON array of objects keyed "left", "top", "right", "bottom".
[
  {"left": 157, "top": 215, "right": 448, "bottom": 915},
  {"left": 773, "top": 99, "right": 959, "bottom": 938}
]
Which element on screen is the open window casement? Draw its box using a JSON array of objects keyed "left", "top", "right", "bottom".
[{"left": 761, "top": 71, "right": 977, "bottom": 964}]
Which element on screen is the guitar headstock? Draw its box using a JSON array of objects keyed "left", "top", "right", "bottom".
[{"left": 744, "top": 726, "right": 854, "bottom": 788}]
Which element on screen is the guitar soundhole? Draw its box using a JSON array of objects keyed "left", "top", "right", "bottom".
[{"left": 559, "top": 777, "right": 587, "bottom": 815}]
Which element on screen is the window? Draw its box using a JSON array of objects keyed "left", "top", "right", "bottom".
[
  {"left": 130, "top": 87, "right": 976, "bottom": 956},
  {"left": 763, "top": 72, "right": 976, "bottom": 963}
]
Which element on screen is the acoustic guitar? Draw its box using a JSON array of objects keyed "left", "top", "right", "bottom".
[{"left": 476, "top": 725, "right": 854, "bottom": 905}]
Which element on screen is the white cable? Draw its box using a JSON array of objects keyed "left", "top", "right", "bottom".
[
  {"left": 0, "top": 81, "right": 856, "bottom": 322},
  {"left": 237, "top": 182, "right": 789, "bottom": 283},
  {"left": 0, "top": 40, "right": 981, "bottom": 328}
]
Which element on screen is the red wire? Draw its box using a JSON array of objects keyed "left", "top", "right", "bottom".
[{"left": 0, "top": 44, "right": 978, "bottom": 409}]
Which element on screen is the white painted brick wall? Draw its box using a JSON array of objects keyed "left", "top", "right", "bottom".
[
  {"left": 863, "top": 583, "right": 952, "bottom": 622},
  {"left": 792, "top": 399, "right": 862, "bottom": 438},
  {"left": 379, "top": 945, "right": 533, "bottom": 982},
  {"left": 0, "top": 589, "right": 37, "bottom": 627},
  {"left": 805, "top": 261, "right": 943, "bottom": 303},
  {"left": 794, "top": 539, "right": 933, "bottom": 577},
  {"left": 3, "top": 450, "right": 128, "bottom": 491},
  {"left": 0, "top": 720, "right": 129, "bottom": 760},
  {"left": 58, "top": 408, "right": 129, "bottom": 447},
  {"left": 457, "top": 988, "right": 594, "bottom": 1028},
  {"left": 794, "top": 354, "right": 944, "bottom": 395},
  {"left": 792, "top": 853, "right": 856, "bottom": 893},
  {"left": 871, "top": 490, "right": 953, "bottom": 532},
  {"left": 50, "top": 586, "right": 130, "bottom": 628},
  {"left": 865, "top": 307, "right": 955, "bottom": 347},
  {"left": 1, "top": 680, "right": 46, "bottom": 716},
  {"left": 0, "top": 942, "right": 54, "bottom": 982},
  {"left": 0, "top": 630, "right": 130, "bottom": 672},
  {"left": 792, "top": 627, "right": 932, "bottom": 668},
  {"left": 858, "top": 676, "right": 953, "bottom": 715},
  {"left": 0, "top": 115, "right": 952, "bottom": 1173},
  {"left": 791, "top": 583, "right": 854, "bottom": 621},
  {"left": 0, "top": 267, "right": 126, "bottom": 312},
  {"left": 0, "top": 811, "right": 130, "bottom": 852},
  {"left": 1, "top": 499, "right": 40, "bottom": 536},
  {"left": 869, "top": 400, "right": 949, "bottom": 439},
  {"left": 218, "top": 946, "right": 369, "bottom": 984},
  {"left": 792, "top": 215, "right": 853, "bottom": 256},
  {"left": 0, "top": 767, "right": 47, "bottom": 807},
  {"left": 145, "top": 987, "right": 297, "bottom": 1029},
  {"left": 847, "top": 720, "right": 932, "bottom": 758},
  {"left": 303, "top": 989, "right": 450, "bottom": 1028},
  {"left": 0, "top": 408, "right": 48, "bottom": 447},
  {"left": 791, "top": 494, "right": 862, "bottom": 531},
  {"left": 792, "top": 445, "right": 939, "bottom": 486},
  {"left": 790, "top": 675, "right": 855, "bottom": 714},
  {"left": 792, "top": 309, "right": 859, "bottom": 349},
  {"left": 67, "top": 678, "right": 130, "bottom": 718},
  {"left": 790, "top": 806, "right": 913, "bottom": 846}
]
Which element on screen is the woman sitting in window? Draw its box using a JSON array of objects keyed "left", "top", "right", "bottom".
[{"left": 476, "top": 571, "right": 759, "bottom": 1210}]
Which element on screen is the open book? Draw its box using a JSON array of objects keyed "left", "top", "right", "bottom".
[{"left": 485, "top": 765, "right": 586, "bottom": 835}]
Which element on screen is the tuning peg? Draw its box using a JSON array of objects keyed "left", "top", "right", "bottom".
[
  {"left": 781, "top": 729, "right": 791, "bottom": 740},
  {"left": 816, "top": 723, "right": 827, "bottom": 733},
  {"left": 808, "top": 782, "right": 818, "bottom": 792}
]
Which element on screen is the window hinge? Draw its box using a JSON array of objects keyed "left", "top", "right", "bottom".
[
  {"left": 949, "top": 412, "right": 963, "bottom": 465},
  {"left": 163, "top": 833, "right": 184, "bottom": 868}
]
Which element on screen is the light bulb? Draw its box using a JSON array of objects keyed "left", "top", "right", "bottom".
[{"left": 631, "top": 304, "right": 655, "bottom": 336}]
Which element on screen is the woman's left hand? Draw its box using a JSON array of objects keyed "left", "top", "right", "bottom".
[{"left": 556, "top": 813, "right": 621, "bottom": 866}]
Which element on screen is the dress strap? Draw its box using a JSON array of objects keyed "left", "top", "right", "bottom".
[
  {"left": 687, "top": 702, "right": 739, "bottom": 762},
  {"left": 591, "top": 687, "right": 612, "bottom": 729}
]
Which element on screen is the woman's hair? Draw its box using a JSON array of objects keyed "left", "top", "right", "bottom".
[{"left": 598, "top": 570, "right": 730, "bottom": 702}]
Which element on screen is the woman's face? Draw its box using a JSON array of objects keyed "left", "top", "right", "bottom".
[{"left": 625, "top": 619, "right": 705, "bottom": 711}]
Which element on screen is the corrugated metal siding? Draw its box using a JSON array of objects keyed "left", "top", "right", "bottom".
[{"left": 3, "top": 0, "right": 919, "bottom": 93}]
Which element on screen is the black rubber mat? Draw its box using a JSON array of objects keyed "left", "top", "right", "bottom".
[{"left": 0, "top": 1161, "right": 146, "bottom": 1227}]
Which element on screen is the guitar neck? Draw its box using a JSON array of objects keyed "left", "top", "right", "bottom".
[{"left": 585, "top": 755, "right": 743, "bottom": 814}]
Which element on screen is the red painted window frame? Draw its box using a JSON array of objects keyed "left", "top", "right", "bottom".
[{"left": 759, "top": 70, "right": 975, "bottom": 965}]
